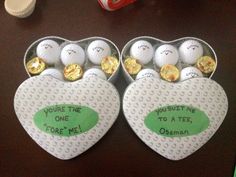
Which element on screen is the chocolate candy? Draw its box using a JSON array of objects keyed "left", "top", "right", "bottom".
[
  {"left": 26, "top": 57, "right": 46, "bottom": 75},
  {"left": 87, "top": 40, "right": 111, "bottom": 65},
  {"left": 63, "top": 64, "right": 83, "bottom": 81},
  {"left": 160, "top": 64, "right": 180, "bottom": 82},
  {"left": 101, "top": 56, "right": 119, "bottom": 75},
  {"left": 196, "top": 56, "right": 216, "bottom": 74},
  {"left": 124, "top": 57, "right": 142, "bottom": 75},
  {"left": 154, "top": 44, "right": 179, "bottom": 68}
]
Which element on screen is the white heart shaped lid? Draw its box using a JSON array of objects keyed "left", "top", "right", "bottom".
[
  {"left": 123, "top": 77, "right": 228, "bottom": 160},
  {"left": 14, "top": 76, "right": 120, "bottom": 160}
]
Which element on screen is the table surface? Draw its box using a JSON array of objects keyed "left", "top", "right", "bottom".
[{"left": 0, "top": 1, "right": 236, "bottom": 177}]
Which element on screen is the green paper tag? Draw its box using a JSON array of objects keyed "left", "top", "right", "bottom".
[
  {"left": 144, "top": 105, "right": 209, "bottom": 137},
  {"left": 34, "top": 104, "right": 99, "bottom": 137}
]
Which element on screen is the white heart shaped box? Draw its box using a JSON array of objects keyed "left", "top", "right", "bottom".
[
  {"left": 24, "top": 36, "right": 121, "bottom": 83},
  {"left": 121, "top": 37, "right": 228, "bottom": 161},
  {"left": 14, "top": 36, "right": 121, "bottom": 160},
  {"left": 121, "top": 36, "right": 217, "bottom": 83}
]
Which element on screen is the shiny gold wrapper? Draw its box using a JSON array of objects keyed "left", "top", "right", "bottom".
[
  {"left": 64, "top": 64, "right": 83, "bottom": 81},
  {"left": 160, "top": 64, "right": 180, "bottom": 82},
  {"left": 124, "top": 57, "right": 142, "bottom": 75},
  {"left": 101, "top": 56, "right": 119, "bottom": 75},
  {"left": 196, "top": 56, "right": 216, "bottom": 74},
  {"left": 26, "top": 57, "right": 46, "bottom": 75}
]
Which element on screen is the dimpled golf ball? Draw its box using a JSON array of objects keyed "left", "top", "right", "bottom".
[
  {"left": 154, "top": 44, "right": 179, "bottom": 68},
  {"left": 36, "top": 39, "right": 61, "bottom": 65},
  {"left": 136, "top": 68, "right": 160, "bottom": 80},
  {"left": 87, "top": 40, "right": 111, "bottom": 65},
  {"left": 61, "top": 44, "right": 85, "bottom": 66},
  {"left": 130, "top": 40, "right": 154, "bottom": 65},
  {"left": 180, "top": 66, "right": 203, "bottom": 81},
  {"left": 179, "top": 40, "right": 203, "bottom": 65},
  {"left": 40, "top": 68, "right": 64, "bottom": 81},
  {"left": 83, "top": 68, "right": 107, "bottom": 80}
]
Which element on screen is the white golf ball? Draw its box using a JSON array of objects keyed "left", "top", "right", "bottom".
[
  {"left": 179, "top": 40, "right": 203, "bottom": 64},
  {"left": 154, "top": 44, "right": 179, "bottom": 68},
  {"left": 87, "top": 40, "right": 111, "bottom": 65},
  {"left": 36, "top": 39, "right": 61, "bottom": 65},
  {"left": 40, "top": 68, "right": 64, "bottom": 81},
  {"left": 130, "top": 40, "right": 154, "bottom": 65},
  {"left": 83, "top": 68, "right": 107, "bottom": 80},
  {"left": 180, "top": 66, "right": 203, "bottom": 81},
  {"left": 136, "top": 68, "right": 160, "bottom": 80},
  {"left": 61, "top": 44, "right": 85, "bottom": 66}
]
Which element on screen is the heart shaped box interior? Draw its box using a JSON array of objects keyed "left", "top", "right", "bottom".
[
  {"left": 121, "top": 36, "right": 228, "bottom": 160},
  {"left": 14, "top": 36, "right": 121, "bottom": 160},
  {"left": 24, "top": 36, "right": 121, "bottom": 83},
  {"left": 121, "top": 36, "right": 217, "bottom": 83}
]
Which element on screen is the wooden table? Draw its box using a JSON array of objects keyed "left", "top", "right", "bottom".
[{"left": 0, "top": 1, "right": 235, "bottom": 176}]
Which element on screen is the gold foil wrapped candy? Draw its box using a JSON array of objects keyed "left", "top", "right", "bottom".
[
  {"left": 124, "top": 57, "right": 142, "bottom": 75},
  {"left": 63, "top": 64, "right": 83, "bottom": 81},
  {"left": 26, "top": 57, "right": 46, "bottom": 75},
  {"left": 101, "top": 56, "right": 119, "bottom": 75},
  {"left": 196, "top": 56, "right": 216, "bottom": 74},
  {"left": 160, "top": 64, "right": 180, "bottom": 82}
]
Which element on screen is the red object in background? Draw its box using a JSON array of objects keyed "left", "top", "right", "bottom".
[{"left": 98, "top": 0, "right": 136, "bottom": 11}]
